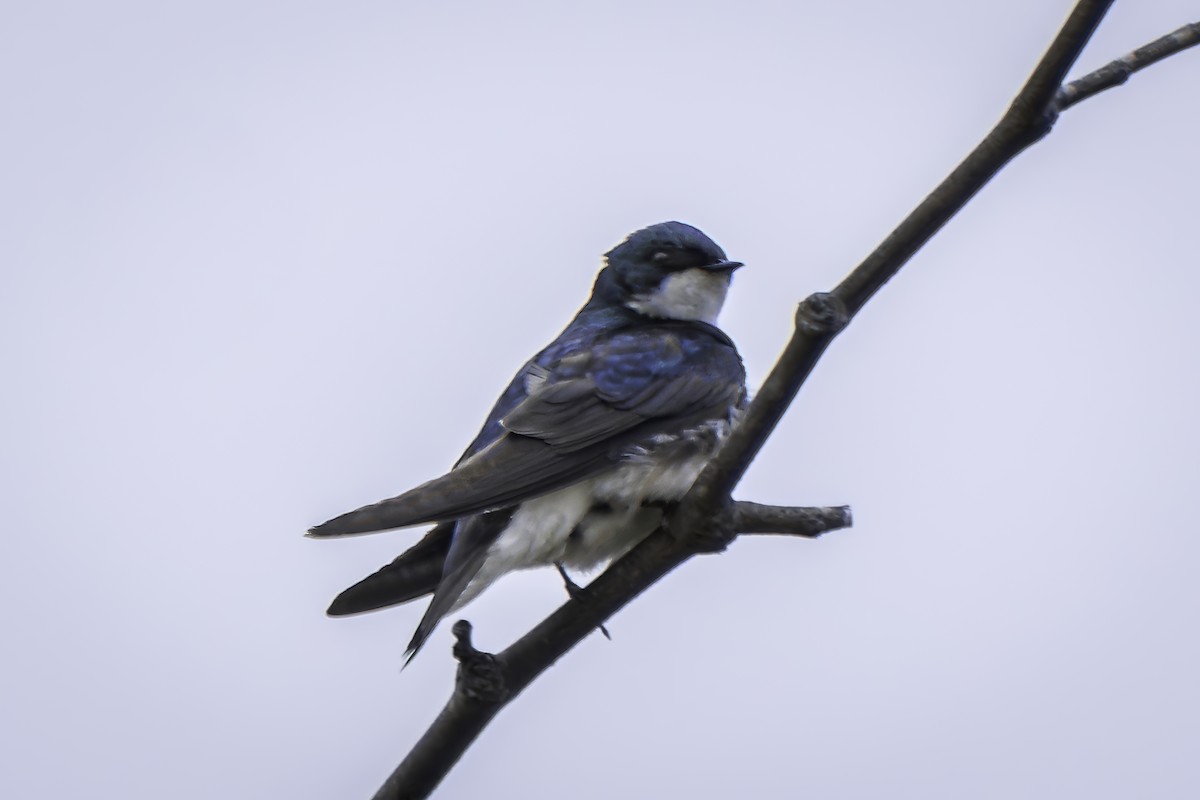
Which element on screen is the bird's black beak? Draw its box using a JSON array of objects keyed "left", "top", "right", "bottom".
[{"left": 702, "top": 259, "right": 744, "bottom": 272}]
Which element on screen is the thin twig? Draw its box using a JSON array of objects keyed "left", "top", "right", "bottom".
[
  {"left": 733, "top": 502, "right": 852, "bottom": 537},
  {"left": 1056, "top": 22, "right": 1200, "bottom": 111}
]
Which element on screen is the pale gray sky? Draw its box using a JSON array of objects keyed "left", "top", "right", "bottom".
[{"left": 3, "top": 2, "right": 1198, "bottom": 798}]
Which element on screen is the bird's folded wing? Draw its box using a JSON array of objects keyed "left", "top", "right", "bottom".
[
  {"left": 502, "top": 326, "right": 744, "bottom": 450},
  {"left": 306, "top": 435, "right": 610, "bottom": 536},
  {"left": 308, "top": 326, "right": 744, "bottom": 537}
]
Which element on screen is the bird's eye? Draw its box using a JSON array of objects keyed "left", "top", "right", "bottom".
[{"left": 651, "top": 250, "right": 671, "bottom": 263}]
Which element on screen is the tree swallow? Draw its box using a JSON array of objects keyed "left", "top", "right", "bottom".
[{"left": 310, "top": 221, "right": 746, "bottom": 660}]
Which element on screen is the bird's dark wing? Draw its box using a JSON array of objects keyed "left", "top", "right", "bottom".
[
  {"left": 306, "top": 434, "right": 611, "bottom": 536},
  {"left": 307, "top": 324, "right": 744, "bottom": 538},
  {"left": 503, "top": 327, "right": 743, "bottom": 450}
]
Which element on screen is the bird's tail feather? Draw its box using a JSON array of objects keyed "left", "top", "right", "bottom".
[
  {"left": 403, "top": 547, "right": 488, "bottom": 664},
  {"left": 402, "top": 512, "right": 506, "bottom": 662},
  {"left": 325, "top": 524, "right": 452, "bottom": 616}
]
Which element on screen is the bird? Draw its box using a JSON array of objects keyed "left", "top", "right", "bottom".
[{"left": 309, "top": 221, "right": 747, "bottom": 661}]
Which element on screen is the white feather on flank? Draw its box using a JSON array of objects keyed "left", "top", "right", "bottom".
[
  {"left": 626, "top": 267, "right": 731, "bottom": 324},
  {"left": 449, "top": 421, "right": 731, "bottom": 611}
]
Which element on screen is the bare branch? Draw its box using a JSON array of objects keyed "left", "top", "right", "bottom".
[
  {"left": 832, "top": 0, "right": 1114, "bottom": 318},
  {"left": 372, "top": 500, "right": 853, "bottom": 800},
  {"left": 367, "top": 4, "right": 1200, "bottom": 798},
  {"left": 371, "top": 622, "right": 505, "bottom": 800},
  {"left": 681, "top": 293, "right": 849, "bottom": 520},
  {"left": 1055, "top": 22, "right": 1200, "bottom": 111}
]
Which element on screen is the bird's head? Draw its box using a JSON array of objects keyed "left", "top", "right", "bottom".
[{"left": 589, "top": 221, "right": 742, "bottom": 324}]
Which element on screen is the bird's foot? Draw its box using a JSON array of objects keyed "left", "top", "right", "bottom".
[{"left": 554, "top": 562, "right": 611, "bottom": 641}]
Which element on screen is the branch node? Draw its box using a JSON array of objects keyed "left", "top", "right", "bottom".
[
  {"left": 796, "top": 292, "right": 849, "bottom": 337},
  {"left": 665, "top": 496, "right": 738, "bottom": 554},
  {"left": 450, "top": 620, "right": 508, "bottom": 704},
  {"left": 1006, "top": 95, "right": 1059, "bottom": 142}
]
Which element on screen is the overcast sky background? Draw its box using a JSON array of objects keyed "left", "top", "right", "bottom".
[{"left": 3, "top": 1, "right": 1198, "bottom": 798}]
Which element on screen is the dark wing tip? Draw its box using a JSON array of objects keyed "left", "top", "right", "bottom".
[
  {"left": 305, "top": 500, "right": 422, "bottom": 538},
  {"left": 306, "top": 524, "right": 356, "bottom": 538},
  {"left": 305, "top": 514, "right": 361, "bottom": 538},
  {"left": 306, "top": 517, "right": 369, "bottom": 537}
]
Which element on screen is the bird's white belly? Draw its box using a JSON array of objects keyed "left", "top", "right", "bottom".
[{"left": 451, "top": 421, "right": 729, "bottom": 610}]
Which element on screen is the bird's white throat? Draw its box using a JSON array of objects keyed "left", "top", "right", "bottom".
[{"left": 626, "top": 268, "right": 730, "bottom": 324}]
